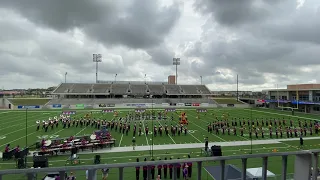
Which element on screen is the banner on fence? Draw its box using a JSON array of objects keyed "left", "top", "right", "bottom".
[
  {"left": 135, "top": 109, "right": 146, "bottom": 113},
  {"left": 62, "top": 111, "right": 76, "bottom": 115},
  {"left": 52, "top": 104, "right": 62, "bottom": 108},
  {"left": 99, "top": 104, "right": 106, "bottom": 107},
  {"left": 192, "top": 103, "right": 200, "bottom": 107},
  {"left": 17, "top": 105, "right": 40, "bottom": 109},
  {"left": 201, "top": 103, "right": 209, "bottom": 107},
  {"left": 76, "top": 104, "right": 84, "bottom": 109},
  {"left": 227, "top": 104, "right": 235, "bottom": 107},
  {"left": 196, "top": 109, "right": 207, "bottom": 113},
  {"left": 184, "top": 103, "right": 192, "bottom": 106},
  {"left": 165, "top": 108, "right": 176, "bottom": 112},
  {"left": 177, "top": 103, "right": 185, "bottom": 107},
  {"left": 102, "top": 109, "right": 114, "bottom": 113},
  {"left": 107, "top": 104, "right": 115, "bottom": 107},
  {"left": 170, "top": 103, "right": 176, "bottom": 106},
  {"left": 162, "top": 103, "right": 169, "bottom": 107}
]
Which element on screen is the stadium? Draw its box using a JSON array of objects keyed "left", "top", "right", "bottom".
[{"left": 1, "top": 77, "right": 320, "bottom": 180}]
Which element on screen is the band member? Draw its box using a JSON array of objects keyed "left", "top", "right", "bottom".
[
  {"left": 163, "top": 157, "right": 168, "bottom": 179},
  {"left": 36, "top": 120, "right": 40, "bottom": 131},
  {"left": 143, "top": 158, "right": 147, "bottom": 180},
  {"left": 135, "top": 158, "right": 140, "bottom": 180},
  {"left": 157, "top": 159, "right": 162, "bottom": 178},
  {"left": 169, "top": 158, "right": 173, "bottom": 179}
]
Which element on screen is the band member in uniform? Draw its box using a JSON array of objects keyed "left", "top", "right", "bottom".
[
  {"left": 143, "top": 158, "right": 147, "bottom": 180},
  {"left": 163, "top": 157, "right": 168, "bottom": 179},
  {"left": 157, "top": 159, "right": 162, "bottom": 178},
  {"left": 169, "top": 158, "right": 173, "bottom": 179},
  {"left": 135, "top": 158, "right": 140, "bottom": 180},
  {"left": 36, "top": 120, "right": 40, "bottom": 131}
]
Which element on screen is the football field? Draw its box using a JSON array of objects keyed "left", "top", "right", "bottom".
[{"left": 1, "top": 108, "right": 320, "bottom": 180}]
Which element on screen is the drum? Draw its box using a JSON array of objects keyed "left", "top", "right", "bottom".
[
  {"left": 90, "top": 134, "right": 96, "bottom": 140},
  {"left": 44, "top": 140, "right": 52, "bottom": 146}
]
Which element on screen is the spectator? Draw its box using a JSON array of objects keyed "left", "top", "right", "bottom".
[
  {"left": 4, "top": 144, "right": 10, "bottom": 153},
  {"left": 135, "top": 158, "right": 140, "bottom": 180},
  {"left": 102, "top": 168, "right": 109, "bottom": 180},
  {"left": 183, "top": 164, "right": 188, "bottom": 180},
  {"left": 66, "top": 172, "right": 76, "bottom": 180}
]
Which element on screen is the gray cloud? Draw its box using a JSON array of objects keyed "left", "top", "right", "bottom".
[{"left": 0, "top": 0, "right": 181, "bottom": 49}]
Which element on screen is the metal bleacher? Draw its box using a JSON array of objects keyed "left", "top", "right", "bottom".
[
  {"left": 92, "top": 84, "right": 111, "bottom": 93},
  {"left": 70, "top": 84, "right": 92, "bottom": 93},
  {"left": 196, "top": 85, "right": 211, "bottom": 94},
  {"left": 180, "top": 85, "right": 200, "bottom": 94},
  {"left": 165, "top": 84, "right": 182, "bottom": 95},
  {"left": 130, "top": 84, "right": 147, "bottom": 95},
  {"left": 147, "top": 84, "right": 165, "bottom": 95},
  {"left": 111, "top": 84, "right": 129, "bottom": 95},
  {"left": 52, "top": 83, "right": 74, "bottom": 93}
]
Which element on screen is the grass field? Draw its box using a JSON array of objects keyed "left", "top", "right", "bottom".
[
  {"left": 7, "top": 98, "right": 51, "bottom": 105},
  {"left": 0, "top": 108, "right": 320, "bottom": 180}
]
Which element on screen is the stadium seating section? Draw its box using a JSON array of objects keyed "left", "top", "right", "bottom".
[{"left": 52, "top": 83, "right": 211, "bottom": 96}]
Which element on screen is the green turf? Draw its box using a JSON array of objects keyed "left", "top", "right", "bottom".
[
  {"left": 0, "top": 108, "right": 319, "bottom": 179},
  {"left": 212, "top": 98, "right": 243, "bottom": 104},
  {"left": 7, "top": 98, "right": 51, "bottom": 105}
]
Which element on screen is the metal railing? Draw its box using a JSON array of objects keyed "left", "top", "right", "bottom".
[{"left": 0, "top": 150, "right": 319, "bottom": 180}]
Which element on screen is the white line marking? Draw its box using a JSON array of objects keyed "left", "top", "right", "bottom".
[
  {"left": 142, "top": 121, "right": 149, "bottom": 146},
  {"left": 118, "top": 134, "right": 124, "bottom": 147}
]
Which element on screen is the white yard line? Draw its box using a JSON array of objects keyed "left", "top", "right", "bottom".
[
  {"left": 118, "top": 134, "right": 124, "bottom": 147},
  {"left": 245, "top": 109, "right": 319, "bottom": 120},
  {"left": 157, "top": 120, "right": 176, "bottom": 144},
  {"left": 0, "top": 132, "right": 38, "bottom": 148},
  {"left": 75, "top": 127, "right": 87, "bottom": 136},
  {"left": 189, "top": 132, "right": 202, "bottom": 143},
  {"left": 142, "top": 120, "right": 149, "bottom": 146}
]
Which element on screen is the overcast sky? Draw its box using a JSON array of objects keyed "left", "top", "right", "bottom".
[{"left": 1, "top": 0, "right": 319, "bottom": 91}]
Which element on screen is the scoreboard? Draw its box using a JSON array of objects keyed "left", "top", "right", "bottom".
[
  {"left": 196, "top": 109, "right": 207, "bottom": 113},
  {"left": 135, "top": 109, "right": 146, "bottom": 113},
  {"left": 102, "top": 109, "right": 114, "bottom": 113},
  {"left": 62, "top": 111, "right": 76, "bottom": 115}
]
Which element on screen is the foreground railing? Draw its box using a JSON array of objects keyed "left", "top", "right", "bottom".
[{"left": 0, "top": 149, "right": 319, "bottom": 180}]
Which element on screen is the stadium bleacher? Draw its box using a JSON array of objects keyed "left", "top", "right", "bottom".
[
  {"left": 53, "top": 83, "right": 74, "bottom": 93},
  {"left": 129, "top": 84, "right": 147, "bottom": 95},
  {"left": 147, "top": 84, "right": 165, "bottom": 95},
  {"left": 70, "top": 84, "right": 92, "bottom": 93},
  {"left": 164, "top": 84, "right": 182, "bottom": 94},
  {"left": 52, "top": 83, "right": 211, "bottom": 95},
  {"left": 92, "top": 84, "right": 111, "bottom": 93},
  {"left": 180, "top": 85, "right": 200, "bottom": 94},
  {"left": 111, "top": 84, "right": 129, "bottom": 95},
  {"left": 196, "top": 85, "right": 211, "bottom": 94}
]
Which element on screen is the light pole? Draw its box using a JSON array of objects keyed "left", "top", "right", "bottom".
[
  {"left": 25, "top": 107, "right": 28, "bottom": 167},
  {"left": 173, "top": 58, "right": 180, "bottom": 85},
  {"left": 115, "top": 74, "right": 118, "bottom": 83},
  {"left": 144, "top": 74, "right": 147, "bottom": 84},
  {"left": 93, "top": 54, "right": 102, "bottom": 83},
  {"left": 200, "top": 76, "right": 203, "bottom": 85},
  {"left": 64, "top": 72, "right": 67, "bottom": 83}
]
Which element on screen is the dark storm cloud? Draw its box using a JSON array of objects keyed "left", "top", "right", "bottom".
[
  {"left": 0, "top": 0, "right": 181, "bottom": 49},
  {"left": 193, "top": 0, "right": 284, "bottom": 27},
  {"left": 183, "top": 0, "right": 320, "bottom": 86}
]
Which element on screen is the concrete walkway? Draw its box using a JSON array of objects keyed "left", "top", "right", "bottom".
[{"left": 28, "top": 136, "right": 318, "bottom": 156}]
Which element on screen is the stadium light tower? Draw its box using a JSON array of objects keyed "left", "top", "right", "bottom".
[
  {"left": 65, "top": 72, "right": 67, "bottom": 83},
  {"left": 173, "top": 58, "right": 180, "bottom": 84},
  {"left": 115, "top": 74, "right": 118, "bottom": 83},
  {"left": 200, "top": 76, "right": 202, "bottom": 85},
  {"left": 93, "top": 54, "right": 102, "bottom": 83},
  {"left": 144, "top": 74, "right": 147, "bottom": 84}
]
